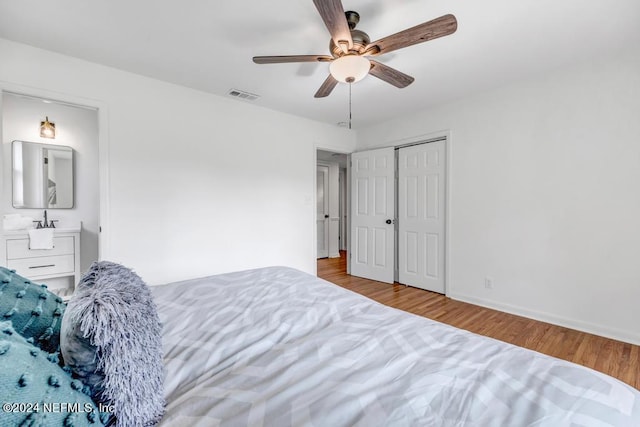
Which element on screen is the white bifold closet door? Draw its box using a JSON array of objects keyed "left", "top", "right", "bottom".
[
  {"left": 350, "top": 147, "right": 395, "bottom": 283},
  {"left": 398, "top": 141, "right": 446, "bottom": 293}
]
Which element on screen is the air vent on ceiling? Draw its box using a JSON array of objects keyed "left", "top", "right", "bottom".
[{"left": 227, "top": 89, "right": 260, "bottom": 101}]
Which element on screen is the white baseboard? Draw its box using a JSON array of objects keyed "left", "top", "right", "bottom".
[{"left": 447, "top": 292, "right": 640, "bottom": 347}]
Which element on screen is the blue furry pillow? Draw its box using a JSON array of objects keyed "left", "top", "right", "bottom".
[
  {"left": 0, "top": 321, "right": 107, "bottom": 426},
  {"left": 60, "top": 261, "right": 165, "bottom": 426},
  {"left": 0, "top": 266, "right": 65, "bottom": 354}
]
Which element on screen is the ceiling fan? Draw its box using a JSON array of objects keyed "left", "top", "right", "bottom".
[{"left": 253, "top": 0, "right": 457, "bottom": 98}]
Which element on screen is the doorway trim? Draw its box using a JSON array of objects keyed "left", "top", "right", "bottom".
[{"left": 0, "top": 81, "right": 111, "bottom": 260}]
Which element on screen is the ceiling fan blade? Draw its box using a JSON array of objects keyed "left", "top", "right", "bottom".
[
  {"left": 253, "top": 55, "right": 333, "bottom": 64},
  {"left": 365, "top": 14, "right": 457, "bottom": 56},
  {"left": 314, "top": 75, "right": 339, "bottom": 98},
  {"left": 313, "top": 0, "right": 353, "bottom": 52},
  {"left": 368, "top": 60, "right": 414, "bottom": 88}
]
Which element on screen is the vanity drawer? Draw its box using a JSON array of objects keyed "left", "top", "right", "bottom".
[
  {"left": 6, "top": 236, "right": 75, "bottom": 259},
  {"left": 7, "top": 254, "right": 75, "bottom": 279}
]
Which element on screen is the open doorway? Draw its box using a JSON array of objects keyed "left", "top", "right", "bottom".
[
  {"left": 1, "top": 90, "right": 101, "bottom": 295},
  {"left": 316, "top": 149, "right": 348, "bottom": 260}
]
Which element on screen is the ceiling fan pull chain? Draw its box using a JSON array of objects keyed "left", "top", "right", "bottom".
[{"left": 349, "top": 81, "right": 352, "bottom": 129}]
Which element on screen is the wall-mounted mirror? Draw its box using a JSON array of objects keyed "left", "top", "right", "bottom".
[{"left": 12, "top": 140, "right": 74, "bottom": 209}]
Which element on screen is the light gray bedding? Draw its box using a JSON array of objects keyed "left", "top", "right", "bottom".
[{"left": 152, "top": 266, "right": 640, "bottom": 426}]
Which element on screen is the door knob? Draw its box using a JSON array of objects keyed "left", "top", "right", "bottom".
[
  {"left": 385, "top": 219, "right": 392, "bottom": 224},
  {"left": 325, "top": 215, "right": 329, "bottom": 218}
]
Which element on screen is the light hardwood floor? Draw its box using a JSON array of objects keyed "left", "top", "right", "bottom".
[{"left": 317, "top": 251, "right": 640, "bottom": 390}]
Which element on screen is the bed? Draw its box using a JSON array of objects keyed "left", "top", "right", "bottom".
[{"left": 152, "top": 266, "right": 640, "bottom": 426}]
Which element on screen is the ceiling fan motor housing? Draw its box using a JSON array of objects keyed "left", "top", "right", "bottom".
[{"left": 330, "top": 29, "right": 370, "bottom": 57}]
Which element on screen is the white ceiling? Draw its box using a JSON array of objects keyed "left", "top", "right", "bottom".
[{"left": 1, "top": 1, "right": 639, "bottom": 129}]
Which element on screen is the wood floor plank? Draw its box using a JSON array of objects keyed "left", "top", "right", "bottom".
[{"left": 317, "top": 252, "right": 640, "bottom": 389}]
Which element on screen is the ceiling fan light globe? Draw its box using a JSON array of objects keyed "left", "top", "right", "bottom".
[{"left": 330, "top": 55, "right": 370, "bottom": 83}]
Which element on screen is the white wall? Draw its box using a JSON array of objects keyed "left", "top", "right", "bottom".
[
  {"left": 357, "top": 49, "right": 640, "bottom": 345},
  {"left": 1, "top": 93, "right": 100, "bottom": 272},
  {"left": 0, "top": 38, "right": 356, "bottom": 284}
]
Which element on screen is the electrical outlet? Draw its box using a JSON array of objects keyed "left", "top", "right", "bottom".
[{"left": 484, "top": 277, "right": 493, "bottom": 289}]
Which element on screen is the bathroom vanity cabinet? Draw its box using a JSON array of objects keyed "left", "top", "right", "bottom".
[{"left": 1, "top": 227, "right": 81, "bottom": 296}]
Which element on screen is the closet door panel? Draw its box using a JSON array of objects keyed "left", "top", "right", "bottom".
[{"left": 398, "top": 141, "right": 446, "bottom": 293}]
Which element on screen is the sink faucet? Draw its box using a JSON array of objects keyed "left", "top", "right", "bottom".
[{"left": 34, "top": 210, "right": 57, "bottom": 229}]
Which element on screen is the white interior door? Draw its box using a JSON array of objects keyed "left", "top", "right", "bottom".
[
  {"left": 317, "top": 165, "right": 329, "bottom": 258},
  {"left": 339, "top": 168, "right": 347, "bottom": 251},
  {"left": 398, "top": 141, "right": 446, "bottom": 293},
  {"left": 350, "top": 147, "right": 395, "bottom": 283}
]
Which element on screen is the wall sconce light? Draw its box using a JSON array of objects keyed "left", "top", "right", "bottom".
[{"left": 40, "top": 116, "right": 56, "bottom": 139}]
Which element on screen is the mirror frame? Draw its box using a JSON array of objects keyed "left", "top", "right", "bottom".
[{"left": 11, "top": 140, "right": 75, "bottom": 209}]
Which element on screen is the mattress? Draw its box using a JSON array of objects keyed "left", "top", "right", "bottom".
[{"left": 152, "top": 266, "right": 640, "bottom": 426}]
